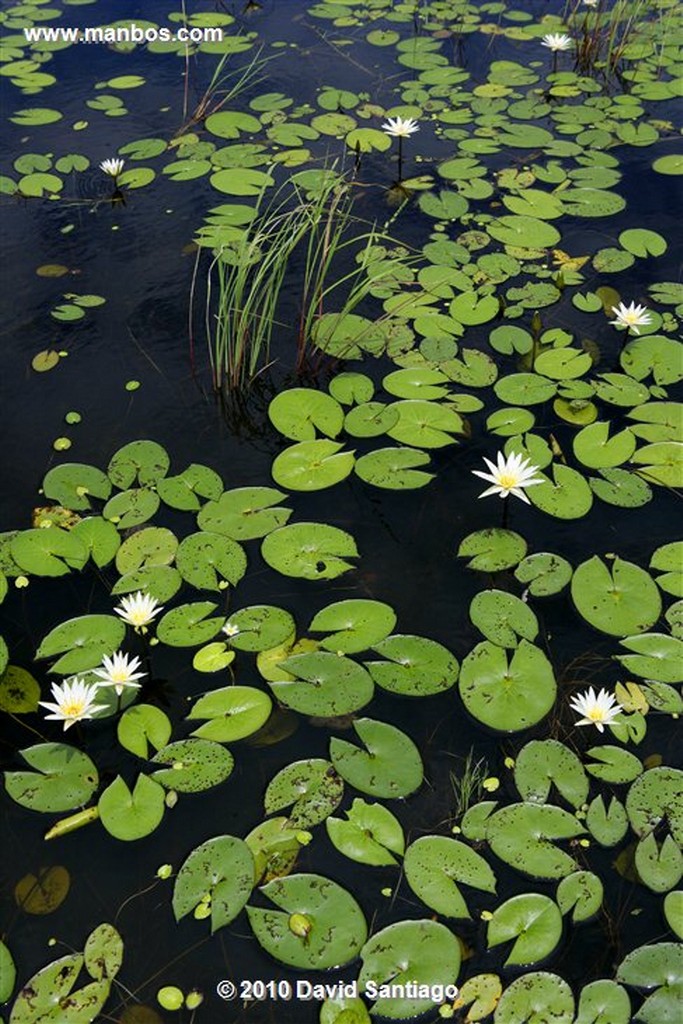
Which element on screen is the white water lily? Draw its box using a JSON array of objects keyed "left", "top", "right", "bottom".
[
  {"left": 381, "top": 116, "right": 420, "bottom": 138},
  {"left": 94, "top": 650, "right": 146, "bottom": 696},
  {"left": 114, "top": 591, "right": 164, "bottom": 630},
  {"left": 582, "top": 0, "right": 599, "bottom": 7},
  {"left": 570, "top": 687, "right": 623, "bottom": 732},
  {"left": 472, "top": 451, "right": 544, "bottom": 504},
  {"left": 223, "top": 621, "right": 240, "bottom": 638},
  {"left": 541, "top": 33, "right": 573, "bottom": 51},
  {"left": 99, "top": 157, "right": 124, "bottom": 178},
  {"left": 609, "top": 301, "right": 652, "bottom": 335},
  {"left": 39, "top": 677, "right": 107, "bottom": 731}
]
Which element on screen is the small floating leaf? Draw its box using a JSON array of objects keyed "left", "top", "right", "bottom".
[
  {"left": 188, "top": 686, "right": 272, "bottom": 742},
  {"left": 571, "top": 556, "right": 661, "bottom": 637},
  {"left": 404, "top": 835, "right": 496, "bottom": 919},
  {"left": 5, "top": 743, "right": 98, "bottom": 813},
  {"left": 98, "top": 775, "right": 165, "bottom": 841},
  {"left": 487, "top": 893, "right": 562, "bottom": 966},
  {"left": 329, "top": 718, "right": 423, "bottom": 799},
  {"left": 247, "top": 874, "right": 367, "bottom": 969},
  {"left": 264, "top": 759, "right": 344, "bottom": 829},
  {"left": 359, "top": 920, "right": 461, "bottom": 1020},
  {"left": 327, "top": 799, "right": 405, "bottom": 866},
  {"left": 173, "top": 835, "right": 254, "bottom": 933}
]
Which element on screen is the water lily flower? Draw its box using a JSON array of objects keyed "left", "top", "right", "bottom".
[
  {"left": 582, "top": 0, "right": 599, "bottom": 6},
  {"left": 93, "top": 650, "right": 146, "bottom": 696},
  {"left": 472, "top": 451, "right": 544, "bottom": 504},
  {"left": 223, "top": 621, "right": 240, "bottom": 638},
  {"left": 381, "top": 116, "right": 420, "bottom": 138},
  {"left": 114, "top": 591, "right": 164, "bottom": 631},
  {"left": 39, "top": 677, "right": 107, "bottom": 731},
  {"left": 541, "top": 33, "right": 573, "bottom": 51},
  {"left": 569, "top": 687, "right": 623, "bottom": 732},
  {"left": 99, "top": 158, "right": 124, "bottom": 178},
  {"left": 609, "top": 301, "right": 652, "bottom": 335}
]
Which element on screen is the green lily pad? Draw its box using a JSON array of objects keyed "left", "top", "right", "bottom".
[
  {"left": 269, "top": 389, "right": 344, "bottom": 441},
  {"left": 42, "top": 463, "right": 112, "bottom": 510},
  {"left": 625, "top": 768, "right": 683, "bottom": 844},
  {"left": 264, "top": 758, "right": 344, "bottom": 828},
  {"left": 197, "top": 487, "right": 291, "bottom": 540},
  {"left": 103, "top": 488, "right": 160, "bottom": 529},
  {"left": 354, "top": 447, "right": 434, "bottom": 489},
  {"left": 571, "top": 556, "right": 661, "bottom": 637},
  {"left": 173, "top": 835, "right": 254, "bottom": 933},
  {"left": 210, "top": 167, "right": 274, "bottom": 195},
  {"left": 8, "top": 952, "right": 110, "bottom": 1024},
  {"left": 359, "top": 920, "right": 461, "bottom": 1019},
  {"left": 272, "top": 440, "right": 355, "bottom": 491},
  {"left": 585, "top": 796, "right": 629, "bottom": 847},
  {"left": 115, "top": 527, "right": 177, "bottom": 574},
  {"left": 344, "top": 403, "right": 400, "bottom": 439},
  {"left": 557, "top": 870, "right": 603, "bottom": 922},
  {"left": 36, "top": 615, "right": 126, "bottom": 674},
  {"left": 589, "top": 468, "right": 653, "bottom": 508},
  {"left": 175, "top": 532, "right": 247, "bottom": 591},
  {"left": 459, "top": 640, "right": 556, "bottom": 732},
  {"left": 151, "top": 738, "right": 234, "bottom": 793},
  {"left": 514, "top": 552, "right": 572, "bottom": 596},
  {"left": 112, "top": 566, "right": 181, "bottom": 604},
  {"left": 98, "top": 774, "right": 165, "bottom": 841},
  {"left": 11, "top": 528, "right": 87, "bottom": 577},
  {"left": 156, "top": 463, "right": 223, "bottom": 510},
  {"left": 0, "top": 665, "right": 40, "bottom": 714},
  {"left": 458, "top": 529, "right": 527, "bottom": 572},
  {"left": 247, "top": 874, "right": 367, "bottom": 969},
  {"left": 494, "top": 372, "right": 557, "bottom": 406},
  {"left": 404, "top": 835, "right": 496, "bottom": 919},
  {"left": 327, "top": 799, "right": 405, "bottom": 866},
  {"left": 616, "top": 942, "right": 683, "bottom": 1024},
  {"left": 309, "top": 600, "right": 396, "bottom": 654},
  {"left": 270, "top": 651, "right": 374, "bottom": 717},
  {"left": 515, "top": 740, "right": 588, "bottom": 809},
  {"left": 328, "top": 372, "right": 374, "bottom": 406},
  {"left": 386, "top": 400, "right": 463, "bottom": 448},
  {"left": 621, "top": 336, "right": 683, "bottom": 387},
  {"left": 494, "top": 972, "right": 574, "bottom": 1024},
  {"left": 117, "top": 705, "right": 172, "bottom": 759},
  {"left": 261, "top": 523, "right": 358, "bottom": 580},
  {"left": 488, "top": 893, "right": 562, "bottom": 966},
  {"left": 618, "top": 632, "right": 683, "bottom": 682},
  {"left": 486, "top": 803, "right": 584, "bottom": 879},
  {"left": 329, "top": 718, "right": 423, "bottom": 799},
  {"left": 221, "top": 605, "right": 294, "bottom": 653},
  {"left": 83, "top": 923, "right": 123, "bottom": 982},
  {"left": 188, "top": 686, "right": 272, "bottom": 742},
  {"left": 72, "top": 518, "right": 120, "bottom": 568},
  {"left": 574, "top": 979, "right": 631, "bottom": 1024},
  {"left": 156, "top": 602, "right": 225, "bottom": 647},
  {"left": 107, "top": 440, "right": 169, "bottom": 489},
  {"left": 4, "top": 743, "right": 98, "bottom": 813},
  {"left": 0, "top": 939, "right": 16, "bottom": 1004},
  {"left": 584, "top": 746, "right": 643, "bottom": 784},
  {"left": 635, "top": 833, "right": 683, "bottom": 894},
  {"left": 470, "top": 590, "right": 538, "bottom": 648},
  {"left": 664, "top": 892, "right": 683, "bottom": 940},
  {"left": 365, "top": 634, "right": 458, "bottom": 696}
]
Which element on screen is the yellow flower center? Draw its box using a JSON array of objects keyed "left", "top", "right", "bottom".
[
  {"left": 498, "top": 473, "right": 518, "bottom": 489},
  {"left": 587, "top": 707, "right": 605, "bottom": 721},
  {"left": 62, "top": 700, "right": 87, "bottom": 717},
  {"left": 111, "top": 669, "right": 129, "bottom": 683}
]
